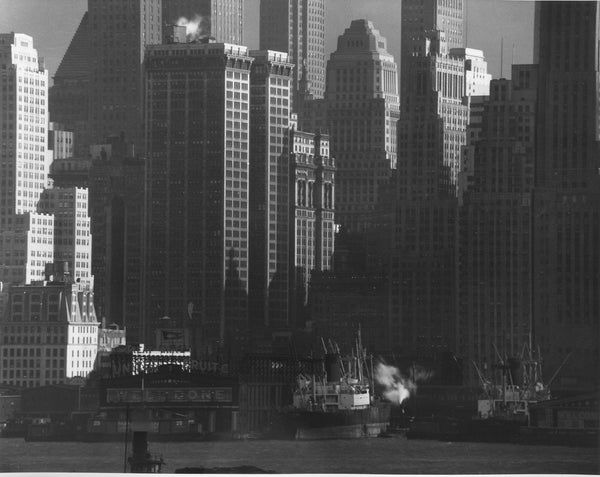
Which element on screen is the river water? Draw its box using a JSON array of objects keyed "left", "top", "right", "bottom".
[{"left": 0, "top": 437, "right": 598, "bottom": 474}]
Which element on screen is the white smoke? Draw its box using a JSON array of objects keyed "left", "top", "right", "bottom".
[
  {"left": 374, "top": 362, "right": 433, "bottom": 405},
  {"left": 176, "top": 14, "right": 209, "bottom": 41}
]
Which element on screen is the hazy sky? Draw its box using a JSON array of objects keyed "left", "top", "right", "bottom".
[{"left": 0, "top": 0, "right": 535, "bottom": 84}]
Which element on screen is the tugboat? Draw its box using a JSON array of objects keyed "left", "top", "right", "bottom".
[{"left": 269, "top": 333, "right": 391, "bottom": 439}]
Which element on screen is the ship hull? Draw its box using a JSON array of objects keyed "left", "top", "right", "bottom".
[{"left": 269, "top": 402, "right": 391, "bottom": 440}]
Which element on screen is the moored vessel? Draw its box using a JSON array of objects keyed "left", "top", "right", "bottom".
[{"left": 269, "top": 334, "right": 391, "bottom": 439}]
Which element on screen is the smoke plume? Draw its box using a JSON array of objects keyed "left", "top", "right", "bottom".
[
  {"left": 176, "top": 14, "right": 209, "bottom": 41},
  {"left": 374, "top": 362, "right": 433, "bottom": 405}
]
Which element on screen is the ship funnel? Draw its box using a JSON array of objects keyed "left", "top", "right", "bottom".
[{"left": 325, "top": 353, "right": 342, "bottom": 383}]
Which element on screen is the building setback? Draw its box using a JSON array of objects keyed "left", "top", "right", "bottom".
[
  {"left": 259, "top": 0, "right": 326, "bottom": 106},
  {"left": 532, "top": 1, "right": 600, "bottom": 391},
  {"left": 317, "top": 19, "right": 399, "bottom": 233},
  {"left": 0, "top": 265, "right": 99, "bottom": 388},
  {"left": 144, "top": 41, "right": 253, "bottom": 353},
  {"left": 0, "top": 33, "right": 54, "bottom": 309},
  {"left": 248, "top": 50, "right": 294, "bottom": 333}
]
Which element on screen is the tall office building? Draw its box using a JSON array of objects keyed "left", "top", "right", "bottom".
[
  {"left": 388, "top": 1, "right": 468, "bottom": 359},
  {"left": 532, "top": 1, "right": 600, "bottom": 390},
  {"left": 88, "top": 0, "right": 162, "bottom": 153},
  {"left": 324, "top": 20, "right": 399, "bottom": 233},
  {"left": 0, "top": 33, "right": 54, "bottom": 302},
  {"left": 259, "top": 0, "right": 326, "bottom": 106},
  {"left": 248, "top": 50, "right": 294, "bottom": 332},
  {"left": 401, "top": 0, "right": 464, "bottom": 99},
  {"left": 48, "top": 13, "right": 90, "bottom": 157},
  {"left": 459, "top": 65, "right": 538, "bottom": 384},
  {"left": 144, "top": 41, "right": 253, "bottom": 352},
  {"left": 162, "top": 0, "right": 244, "bottom": 45}
]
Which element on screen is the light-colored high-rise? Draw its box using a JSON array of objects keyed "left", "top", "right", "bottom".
[
  {"left": 324, "top": 19, "right": 399, "bottom": 232},
  {"left": 0, "top": 33, "right": 54, "bottom": 296}
]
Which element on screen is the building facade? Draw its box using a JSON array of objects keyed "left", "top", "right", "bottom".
[
  {"left": 259, "top": 0, "right": 326, "bottom": 106},
  {"left": 48, "top": 122, "right": 74, "bottom": 161},
  {"left": 87, "top": 141, "right": 145, "bottom": 344},
  {"left": 388, "top": 2, "right": 468, "bottom": 360},
  {"left": 144, "top": 41, "right": 253, "bottom": 352},
  {"left": 289, "top": 129, "right": 335, "bottom": 328},
  {"left": 458, "top": 65, "right": 538, "bottom": 384},
  {"left": 248, "top": 50, "right": 294, "bottom": 333},
  {"left": 48, "top": 13, "right": 90, "bottom": 157},
  {"left": 323, "top": 19, "right": 399, "bottom": 233},
  {"left": 87, "top": 0, "right": 162, "bottom": 153},
  {"left": 0, "top": 33, "right": 53, "bottom": 308},
  {"left": 0, "top": 267, "right": 98, "bottom": 388},
  {"left": 532, "top": 1, "right": 600, "bottom": 391},
  {"left": 37, "top": 187, "right": 93, "bottom": 284}
]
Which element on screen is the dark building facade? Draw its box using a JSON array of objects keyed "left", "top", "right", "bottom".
[
  {"left": 389, "top": 1, "right": 467, "bottom": 360},
  {"left": 88, "top": 0, "right": 163, "bottom": 153},
  {"left": 259, "top": 0, "right": 326, "bottom": 106},
  {"left": 532, "top": 1, "right": 600, "bottom": 391},
  {"left": 88, "top": 144, "right": 145, "bottom": 343},
  {"left": 248, "top": 51, "right": 294, "bottom": 333},
  {"left": 48, "top": 12, "right": 91, "bottom": 157},
  {"left": 458, "top": 65, "right": 538, "bottom": 384},
  {"left": 144, "top": 41, "right": 253, "bottom": 354}
]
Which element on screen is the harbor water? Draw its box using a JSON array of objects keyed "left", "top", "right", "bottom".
[{"left": 0, "top": 437, "right": 598, "bottom": 474}]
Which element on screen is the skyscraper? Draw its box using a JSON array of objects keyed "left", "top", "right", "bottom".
[
  {"left": 48, "top": 12, "right": 90, "bottom": 157},
  {"left": 162, "top": 0, "right": 244, "bottom": 44},
  {"left": 0, "top": 33, "right": 54, "bottom": 292},
  {"left": 88, "top": 0, "right": 162, "bottom": 153},
  {"left": 248, "top": 50, "right": 294, "bottom": 332},
  {"left": 459, "top": 65, "right": 538, "bottom": 384},
  {"left": 144, "top": 40, "right": 253, "bottom": 352},
  {"left": 324, "top": 20, "right": 399, "bottom": 233},
  {"left": 401, "top": 0, "right": 465, "bottom": 99},
  {"left": 259, "top": 0, "right": 326, "bottom": 106},
  {"left": 532, "top": 1, "right": 600, "bottom": 391},
  {"left": 389, "top": 1, "right": 468, "bottom": 360}
]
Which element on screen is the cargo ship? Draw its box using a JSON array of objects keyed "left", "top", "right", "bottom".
[
  {"left": 268, "top": 335, "right": 391, "bottom": 439},
  {"left": 407, "top": 345, "right": 575, "bottom": 443}
]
